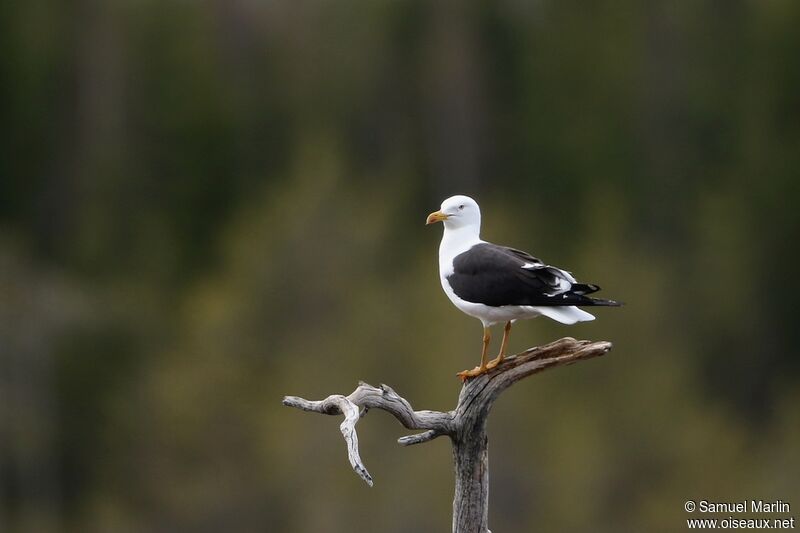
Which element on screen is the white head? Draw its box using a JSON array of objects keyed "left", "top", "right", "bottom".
[{"left": 425, "top": 194, "right": 481, "bottom": 233}]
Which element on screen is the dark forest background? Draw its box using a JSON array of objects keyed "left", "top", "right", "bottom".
[{"left": 2, "top": 1, "right": 799, "bottom": 532}]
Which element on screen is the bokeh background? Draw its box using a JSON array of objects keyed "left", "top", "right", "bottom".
[{"left": 2, "top": 1, "right": 799, "bottom": 532}]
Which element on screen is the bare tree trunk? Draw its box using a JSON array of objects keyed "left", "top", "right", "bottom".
[
  {"left": 452, "top": 425, "right": 489, "bottom": 532},
  {"left": 283, "top": 337, "right": 612, "bottom": 533}
]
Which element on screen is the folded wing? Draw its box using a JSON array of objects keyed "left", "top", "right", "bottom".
[{"left": 447, "top": 243, "right": 619, "bottom": 307}]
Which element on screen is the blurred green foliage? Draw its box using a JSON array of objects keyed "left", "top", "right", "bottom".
[{"left": 2, "top": 1, "right": 799, "bottom": 532}]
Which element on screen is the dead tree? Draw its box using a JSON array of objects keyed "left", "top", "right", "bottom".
[{"left": 283, "top": 337, "right": 612, "bottom": 533}]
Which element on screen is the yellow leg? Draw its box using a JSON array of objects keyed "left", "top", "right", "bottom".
[
  {"left": 457, "top": 327, "right": 492, "bottom": 381},
  {"left": 487, "top": 321, "right": 511, "bottom": 369},
  {"left": 480, "top": 326, "right": 491, "bottom": 369}
]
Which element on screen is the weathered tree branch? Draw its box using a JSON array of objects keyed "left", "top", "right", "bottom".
[
  {"left": 283, "top": 381, "right": 455, "bottom": 486},
  {"left": 283, "top": 337, "right": 612, "bottom": 532}
]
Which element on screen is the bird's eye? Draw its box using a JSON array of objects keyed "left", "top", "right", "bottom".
[{"left": 458, "top": 204, "right": 465, "bottom": 210}]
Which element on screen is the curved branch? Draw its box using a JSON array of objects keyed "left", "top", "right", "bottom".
[
  {"left": 283, "top": 382, "right": 454, "bottom": 485},
  {"left": 454, "top": 337, "right": 612, "bottom": 429},
  {"left": 283, "top": 337, "right": 612, "bottom": 499}
]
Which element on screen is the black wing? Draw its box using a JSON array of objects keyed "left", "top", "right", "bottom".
[
  {"left": 499, "top": 246, "right": 600, "bottom": 295},
  {"left": 447, "top": 243, "right": 617, "bottom": 307}
]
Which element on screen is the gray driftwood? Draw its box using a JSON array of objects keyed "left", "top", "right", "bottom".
[{"left": 283, "top": 337, "right": 612, "bottom": 533}]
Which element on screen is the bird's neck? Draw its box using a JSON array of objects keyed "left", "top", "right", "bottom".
[{"left": 439, "top": 225, "right": 482, "bottom": 272}]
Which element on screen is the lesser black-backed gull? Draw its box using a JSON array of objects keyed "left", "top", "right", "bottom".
[{"left": 426, "top": 195, "right": 620, "bottom": 379}]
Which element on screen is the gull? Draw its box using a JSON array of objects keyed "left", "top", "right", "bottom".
[{"left": 426, "top": 195, "right": 620, "bottom": 380}]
